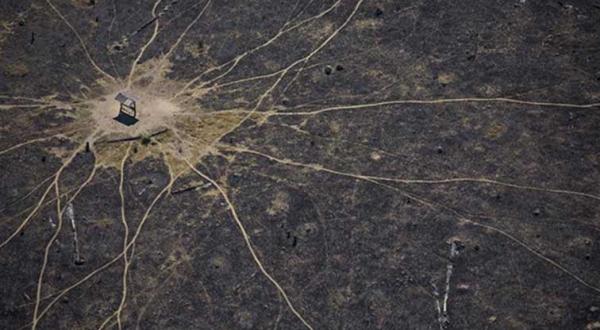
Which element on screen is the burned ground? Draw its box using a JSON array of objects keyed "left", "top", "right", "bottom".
[{"left": 1, "top": 0, "right": 600, "bottom": 329}]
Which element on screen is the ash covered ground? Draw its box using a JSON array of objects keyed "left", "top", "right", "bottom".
[{"left": 1, "top": 0, "right": 600, "bottom": 329}]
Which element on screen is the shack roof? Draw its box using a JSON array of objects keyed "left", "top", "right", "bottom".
[{"left": 115, "top": 92, "right": 138, "bottom": 103}]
